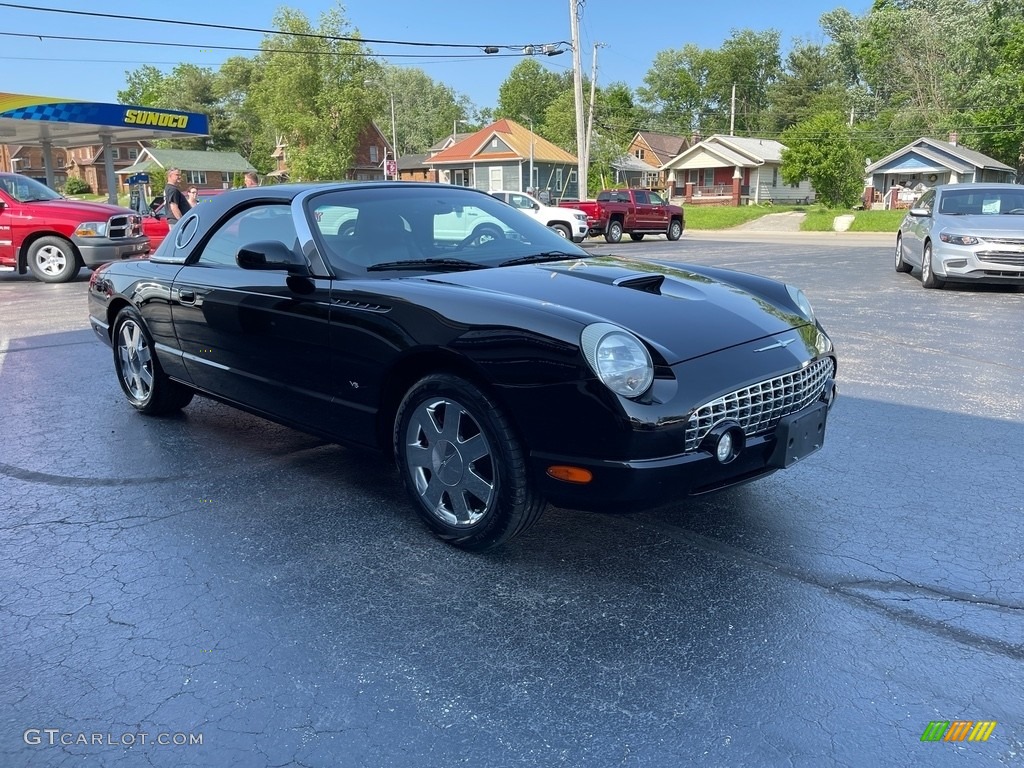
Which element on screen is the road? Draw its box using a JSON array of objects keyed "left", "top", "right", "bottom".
[{"left": 1, "top": 233, "right": 1022, "bottom": 767}]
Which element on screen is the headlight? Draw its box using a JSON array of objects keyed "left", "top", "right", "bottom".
[
  {"left": 74, "top": 221, "right": 108, "bottom": 237},
  {"left": 939, "top": 233, "right": 980, "bottom": 246},
  {"left": 580, "top": 323, "right": 654, "bottom": 398},
  {"left": 815, "top": 330, "right": 832, "bottom": 355},
  {"left": 786, "top": 285, "right": 815, "bottom": 322},
  {"left": 573, "top": 213, "right": 587, "bottom": 222}
]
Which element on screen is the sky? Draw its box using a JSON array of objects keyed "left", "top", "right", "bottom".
[{"left": 0, "top": 0, "right": 872, "bottom": 111}]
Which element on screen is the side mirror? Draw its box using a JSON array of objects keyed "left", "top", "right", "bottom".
[
  {"left": 237, "top": 240, "right": 309, "bottom": 275},
  {"left": 907, "top": 207, "right": 930, "bottom": 217}
]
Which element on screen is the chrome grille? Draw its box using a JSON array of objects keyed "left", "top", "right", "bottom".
[
  {"left": 684, "top": 357, "right": 834, "bottom": 452},
  {"left": 107, "top": 214, "right": 142, "bottom": 239},
  {"left": 984, "top": 237, "right": 1024, "bottom": 246},
  {"left": 977, "top": 252, "right": 1024, "bottom": 267}
]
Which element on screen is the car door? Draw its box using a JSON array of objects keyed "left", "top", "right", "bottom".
[
  {"left": 903, "top": 189, "right": 935, "bottom": 267},
  {"left": 647, "top": 191, "right": 671, "bottom": 231},
  {"left": 631, "top": 190, "right": 652, "bottom": 229},
  {"left": 0, "top": 188, "right": 14, "bottom": 266},
  {"left": 169, "top": 203, "right": 335, "bottom": 429}
]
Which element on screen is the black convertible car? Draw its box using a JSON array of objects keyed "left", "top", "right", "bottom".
[{"left": 89, "top": 182, "right": 837, "bottom": 551}]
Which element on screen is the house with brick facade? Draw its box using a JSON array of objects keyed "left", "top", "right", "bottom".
[
  {"left": 117, "top": 148, "right": 256, "bottom": 198},
  {"left": 624, "top": 131, "right": 690, "bottom": 189},
  {"left": 266, "top": 122, "right": 395, "bottom": 182},
  {"left": 3, "top": 144, "right": 70, "bottom": 188}
]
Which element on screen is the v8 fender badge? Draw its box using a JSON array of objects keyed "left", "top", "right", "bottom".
[{"left": 754, "top": 338, "right": 797, "bottom": 352}]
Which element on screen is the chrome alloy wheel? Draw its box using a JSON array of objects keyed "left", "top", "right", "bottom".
[
  {"left": 34, "top": 244, "right": 70, "bottom": 277},
  {"left": 117, "top": 319, "right": 154, "bottom": 401},
  {"left": 404, "top": 396, "right": 496, "bottom": 527}
]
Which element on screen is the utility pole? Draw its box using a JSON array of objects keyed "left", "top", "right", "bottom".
[
  {"left": 570, "top": 0, "right": 587, "bottom": 199},
  {"left": 389, "top": 92, "right": 397, "bottom": 179},
  {"left": 730, "top": 84, "right": 736, "bottom": 136},
  {"left": 849, "top": 106, "right": 855, "bottom": 127}
]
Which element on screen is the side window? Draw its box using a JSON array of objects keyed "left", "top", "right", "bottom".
[
  {"left": 633, "top": 190, "right": 650, "bottom": 205},
  {"left": 917, "top": 191, "right": 935, "bottom": 214},
  {"left": 197, "top": 204, "right": 296, "bottom": 267},
  {"left": 510, "top": 194, "right": 531, "bottom": 209},
  {"left": 648, "top": 191, "right": 665, "bottom": 206}
]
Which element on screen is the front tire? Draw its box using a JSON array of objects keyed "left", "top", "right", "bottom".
[
  {"left": 920, "top": 241, "right": 944, "bottom": 289},
  {"left": 667, "top": 219, "right": 683, "bottom": 241},
  {"left": 113, "top": 307, "right": 194, "bottom": 414},
  {"left": 550, "top": 223, "right": 571, "bottom": 239},
  {"left": 394, "top": 374, "right": 546, "bottom": 551},
  {"left": 604, "top": 220, "right": 623, "bottom": 243},
  {"left": 894, "top": 234, "right": 911, "bottom": 273},
  {"left": 27, "top": 236, "right": 81, "bottom": 283}
]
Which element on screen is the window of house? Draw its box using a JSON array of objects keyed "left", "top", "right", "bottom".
[
  {"left": 703, "top": 169, "right": 714, "bottom": 187},
  {"left": 369, "top": 146, "right": 379, "bottom": 164},
  {"left": 110, "top": 148, "right": 120, "bottom": 160},
  {"left": 56, "top": 158, "right": 65, "bottom": 168},
  {"left": 128, "top": 148, "right": 138, "bottom": 160},
  {"left": 186, "top": 170, "right": 207, "bottom": 185},
  {"left": 555, "top": 168, "right": 563, "bottom": 189},
  {"left": 491, "top": 138, "right": 498, "bottom": 148},
  {"left": 772, "top": 168, "right": 778, "bottom": 187},
  {"left": 489, "top": 167, "right": 502, "bottom": 191},
  {"left": 635, "top": 149, "right": 645, "bottom": 160}
]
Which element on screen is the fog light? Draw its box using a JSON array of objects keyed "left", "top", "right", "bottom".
[
  {"left": 701, "top": 421, "right": 745, "bottom": 464},
  {"left": 945, "top": 259, "right": 968, "bottom": 269},
  {"left": 716, "top": 432, "right": 733, "bottom": 463}
]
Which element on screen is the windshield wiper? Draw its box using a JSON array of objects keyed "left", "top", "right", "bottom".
[
  {"left": 499, "top": 251, "right": 584, "bottom": 267},
  {"left": 366, "top": 257, "right": 486, "bottom": 272}
]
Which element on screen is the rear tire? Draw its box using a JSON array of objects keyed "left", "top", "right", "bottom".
[
  {"left": 27, "top": 236, "right": 81, "bottom": 283},
  {"left": 394, "top": 374, "right": 546, "bottom": 551},
  {"left": 604, "top": 220, "right": 623, "bottom": 243},
  {"left": 112, "top": 306, "right": 194, "bottom": 414}
]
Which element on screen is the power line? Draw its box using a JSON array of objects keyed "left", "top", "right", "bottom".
[
  {"left": 0, "top": 31, "right": 536, "bottom": 59},
  {"left": 0, "top": 2, "right": 570, "bottom": 53}
]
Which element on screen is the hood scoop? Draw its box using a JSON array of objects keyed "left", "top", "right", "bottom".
[{"left": 615, "top": 273, "right": 665, "bottom": 294}]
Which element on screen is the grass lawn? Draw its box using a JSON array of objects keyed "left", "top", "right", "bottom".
[
  {"left": 684, "top": 204, "right": 807, "bottom": 230},
  {"left": 799, "top": 206, "right": 905, "bottom": 232}
]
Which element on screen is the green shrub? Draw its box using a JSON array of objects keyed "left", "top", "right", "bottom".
[{"left": 64, "top": 176, "right": 91, "bottom": 195}]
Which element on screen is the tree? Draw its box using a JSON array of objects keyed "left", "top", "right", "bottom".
[
  {"left": 704, "top": 29, "right": 782, "bottom": 135},
  {"left": 250, "top": 6, "right": 377, "bottom": 180},
  {"left": 780, "top": 111, "right": 862, "bottom": 207},
  {"left": 370, "top": 66, "right": 471, "bottom": 155},
  {"left": 766, "top": 42, "right": 847, "bottom": 132},
  {"left": 117, "top": 65, "right": 166, "bottom": 107},
  {"left": 636, "top": 45, "right": 712, "bottom": 134},
  {"left": 496, "top": 59, "right": 566, "bottom": 127}
]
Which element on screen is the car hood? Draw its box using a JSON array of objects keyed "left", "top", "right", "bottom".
[
  {"left": 26, "top": 199, "right": 137, "bottom": 218},
  {"left": 427, "top": 256, "right": 807, "bottom": 364},
  {"left": 944, "top": 215, "right": 1024, "bottom": 237}
]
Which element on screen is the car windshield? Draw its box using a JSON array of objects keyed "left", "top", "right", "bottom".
[
  {"left": 938, "top": 188, "right": 1024, "bottom": 215},
  {"left": 0, "top": 174, "right": 64, "bottom": 202},
  {"left": 306, "top": 186, "right": 589, "bottom": 274}
]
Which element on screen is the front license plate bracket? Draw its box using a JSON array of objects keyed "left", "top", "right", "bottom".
[{"left": 768, "top": 401, "right": 828, "bottom": 469}]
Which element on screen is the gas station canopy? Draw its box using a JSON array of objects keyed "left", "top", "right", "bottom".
[{"left": 1, "top": 92, "right": 209, "bottom": 202}]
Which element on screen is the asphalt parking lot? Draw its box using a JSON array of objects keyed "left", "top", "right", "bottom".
[{"left": 2, "top": 232, "right": 1022, "bottom": 767}]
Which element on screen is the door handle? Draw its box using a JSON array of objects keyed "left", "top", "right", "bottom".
[{"left": 177, "top": 289, "right": 196, "bottom": 304}]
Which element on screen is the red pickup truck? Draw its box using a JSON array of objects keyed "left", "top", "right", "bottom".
[
  {"left": 560, "top": 188, "right": 685, "bottom": 243},
  {"left": 0, "top": 172, "right": 150, "bottom": 283}
]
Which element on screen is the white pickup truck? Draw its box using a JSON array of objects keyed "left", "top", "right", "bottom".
[{"left": 491, "top": 191, "right": 589, "bottom": 243}]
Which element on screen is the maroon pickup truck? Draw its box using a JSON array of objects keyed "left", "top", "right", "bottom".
[
  {"left": 560, "top": 188, "right": 685, "bottom": 243},
  {"left": 0, "top": 172, "right": 149, "bottom": 283}
]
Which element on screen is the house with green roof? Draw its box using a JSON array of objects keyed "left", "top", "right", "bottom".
[{"left": 117, "top": 148, "right": 256, "bottom": 192}]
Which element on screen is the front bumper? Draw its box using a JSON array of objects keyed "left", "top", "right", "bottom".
[
  {"left": 934, "top": 242, "right": 1024, "bottom": 285},
  {"left": 533, "top": 385, "right": 835, "bottom": 510},
  {"left": 73, "top": 236, "right": 151, "bottom": 267}
]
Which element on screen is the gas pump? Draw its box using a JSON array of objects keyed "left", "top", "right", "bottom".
[{"left": 126, "top": 172, "right": 150, "bottom": 215}]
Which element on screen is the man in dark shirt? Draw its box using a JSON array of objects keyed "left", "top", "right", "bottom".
[{"left": 163, "top": 168, "right": 191, "bottom": 226}]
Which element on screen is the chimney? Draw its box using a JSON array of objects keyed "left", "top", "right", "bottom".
[{"left": 948, "top": 131, "right": 958, "bottom": 146}]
